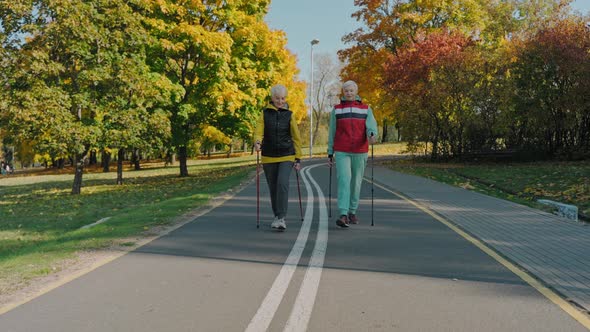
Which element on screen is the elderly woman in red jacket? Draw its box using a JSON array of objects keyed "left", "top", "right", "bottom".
[{"left": 327, "top": 80, "right": 378, "bottom": 228}]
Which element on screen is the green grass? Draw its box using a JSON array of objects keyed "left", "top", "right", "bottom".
[
  {"left": 305, "top": 142, "right": 408, "bottom": 158},
  {"left": 0, "top": 158, "right": 255, "bottom": 293},
  {"left": 382, "top": 159, "right": 590, "bottom": 219}
]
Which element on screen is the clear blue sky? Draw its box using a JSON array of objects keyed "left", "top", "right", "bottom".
[
  {"left": 265, "top": 0, "right": 362, "bottom": 81},
  {"left": 265, "top": 0, "right": 590, "bottom": 82}
]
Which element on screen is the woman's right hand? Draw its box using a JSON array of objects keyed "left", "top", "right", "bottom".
[{"left": 254, "top": 141, "right": 261, "bottom": 152}]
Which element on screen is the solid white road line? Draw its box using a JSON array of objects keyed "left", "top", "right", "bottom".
[
  {"left": 284, "top": 165, "right": 329, "bottom": 332},
  {"left": 245, "top": 165, "right": 316, "bottom": 332}
]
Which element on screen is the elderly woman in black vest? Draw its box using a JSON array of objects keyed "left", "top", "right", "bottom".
[{"left": 255, "top": 84, "right": 302, "bottom": 231}]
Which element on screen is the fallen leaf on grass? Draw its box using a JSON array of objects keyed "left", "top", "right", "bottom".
[{"left": 460, "top": 182, "right": 475, "bottom": 190}]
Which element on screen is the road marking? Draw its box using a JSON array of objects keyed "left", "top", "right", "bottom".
[
  {"left": 284, "top": 165, "right": 329, "bottom": 332},
  {"left": 367, "top": 178, "right": 590, "bottom": 330},
  {"left": 245, "top": 165, "right": 317, "bottom": 332}
]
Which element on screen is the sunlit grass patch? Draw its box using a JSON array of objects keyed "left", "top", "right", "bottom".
[{"left": 307, "top": 142, "right": 409, "bottom": 157}]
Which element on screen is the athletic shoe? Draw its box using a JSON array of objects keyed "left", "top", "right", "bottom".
[
  {"left": 347, "top": 213, "right": 359, "bottom": 224},
  {"left": 277, "top": 218, "right": 286, "bottom": 231},
  {"left": 271, "top": 217, "right": 281, "bottom": 229},
  {"left": 336, "top": 215, "right": 350, "bottom": 228}
]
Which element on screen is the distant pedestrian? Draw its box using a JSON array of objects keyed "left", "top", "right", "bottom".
[
  {"left": 327, "top": 80, "right": 378, "bottom": 228},
  {"left": 255, "top": 84, "right": 302, "bottom": 231}
]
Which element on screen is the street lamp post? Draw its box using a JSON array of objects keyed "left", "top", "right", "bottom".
[{"left": 309, "top": 39, "right": 319, "bottom": 159}]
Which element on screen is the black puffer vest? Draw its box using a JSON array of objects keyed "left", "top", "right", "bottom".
[{"left": 262, "top": 107, "right": 295, "bottom": 157}]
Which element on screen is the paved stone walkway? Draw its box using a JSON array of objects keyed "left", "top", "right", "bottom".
[{"left": 372, "top": 166, "right": 590, "bottom": 314}]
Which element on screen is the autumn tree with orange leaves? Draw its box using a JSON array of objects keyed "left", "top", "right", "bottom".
[
  {"left": 383, "top": 30, "right": 486, "bottom": 159},
  {"left": 341, "top": 0, "right": 586, "bottom": 160}
]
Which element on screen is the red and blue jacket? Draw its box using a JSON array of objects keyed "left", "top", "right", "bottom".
[{"left": 327, "top": 96, "right": 378, "bottom": 154}]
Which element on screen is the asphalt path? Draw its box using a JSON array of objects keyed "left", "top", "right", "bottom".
[{"left": 0, "top": 160, "right": 587, "bottom": 331}]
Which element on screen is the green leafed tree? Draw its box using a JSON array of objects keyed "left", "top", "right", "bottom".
[
  {"left": 141, "top": 0, "right": 300, "bottom": 175},
  {"left": 0, "top": 0, "right": 170, "bottom": 193},
  {"left": 208, "top": 0, "right": 294, "bottom": 152},
  {"left": 141, "top": 0, "right": 236, "bottom": 176}
]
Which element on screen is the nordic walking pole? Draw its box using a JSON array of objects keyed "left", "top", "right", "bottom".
[
  {"left": 295, "top": 168, "right": 304, "bottom": 222},
  {"left": 328, "top": 156, "right": 332, "bottom": 218},
  {"left": 370, "top": 133, "right": 375, "bottom": 226},
  {"left": 256, "top": 147, "right": 260, "bottom": 229}
]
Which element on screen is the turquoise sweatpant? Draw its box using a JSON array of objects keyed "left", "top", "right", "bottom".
[{"left": 335, "top": 152, "right": 368, "bottom": 217}]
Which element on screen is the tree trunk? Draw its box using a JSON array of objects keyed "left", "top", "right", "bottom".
[
  {"left": 381, "top": 120, "right": 389, "bottom": 143},
  {"left": 178, "top": 146, "right": 189, "bottom": 177},
  {"left": 312, "top": 111, "right": 322, "bottom": 147},
  {"left": 117, "top": 149, "right": 124, "bottom": 185},
  {"left": 71, "top": 155, "right": 85, "bottom": 194},
  {"left": 430, "top": 138, "right": 439, "bottom": 161},
  {"left": 165, "top": 150, "right": 175, "bottom": 166},
  {"left": 89, "top": 150, "right": 97, "bottom": 165},
  {"left": 102, "top": 150, "right": 111, "bottom": 172},
  {"left": 56, "top": 158, "right": 65, "bottom": 169},
  {"left": 132, "top": 148, "right": 141, "bottom": 170}
]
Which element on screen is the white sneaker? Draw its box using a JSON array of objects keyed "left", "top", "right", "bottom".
[
  {"left": 271, "top": 217, "right": 281, "bottom": 229},
  {"left": 277, "top": 218, "right": 286, "bottom": 230}
]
